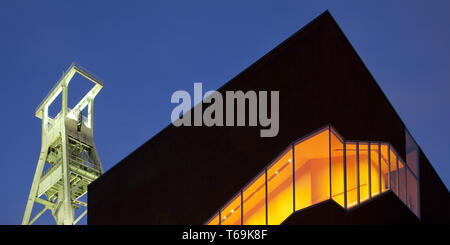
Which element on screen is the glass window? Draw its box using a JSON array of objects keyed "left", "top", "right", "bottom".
[
  {"left": 207, "top": 213, "right": 219, "bottom": 225},
  {"left": 346, "top": 142, "right": 358, "bottom": 208},
  {"left": 405, "top": 128, "right": 420, "bottom": 218},
  {"left": 398, "top": 159, "right": 406, "bottom": 203},
  {"left": 209, "top": 126, "right": 423, "bottom": 225},
  {"left": 294, "top": 129, "right": 330, "bottom": 211},
  {"left": 221, "top": 193, "right": 241, "bottom": 225},
  {"left": 330, "top": 130, "right": 345, "bottom": 207},
  {"left": 405, "top": 130, "right": 419, "bottom": 177},
  {"left": 380, "top": 144, "right": 389, "bottom": 192},
  {"left": 359, "top": 143, "right": 369, "bottom": 202},
  {"left": 243, "top": 172, "right": 266, "bottom": 225},
  {"left": 390, "top": 147, "right": 398, "bottom": 195},
  {"left": 406, "top": 169, "right": 419, "bottom": 217},
  {"left": 406, "top": 150, "right": 419, "bottom": 178},
  {"left": 267, "top": 149, "right": 293, "bottom": 225},
  {"left": 370, "top": 143, "right": 380, "bottom": 197}
]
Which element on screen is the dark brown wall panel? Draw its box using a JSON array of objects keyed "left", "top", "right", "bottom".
[{"left": 419, "top": 150, "right": 450, "bottom": 224}]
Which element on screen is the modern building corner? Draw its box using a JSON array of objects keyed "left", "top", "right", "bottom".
[{"left": 87, "top": 11, "right": 450, "bottom": 225}]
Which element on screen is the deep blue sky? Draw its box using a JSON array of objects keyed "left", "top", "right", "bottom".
[{"left": 1, "top": 0, "right": 449, "bottom": 225}]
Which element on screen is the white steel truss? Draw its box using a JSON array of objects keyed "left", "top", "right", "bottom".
[{"left": 23, "top": 63, "right": 103, "bottom": 225}]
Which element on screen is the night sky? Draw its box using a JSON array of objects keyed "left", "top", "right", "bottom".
[{"left": 1, "top": 0, "right": 449, "bottom": 225}]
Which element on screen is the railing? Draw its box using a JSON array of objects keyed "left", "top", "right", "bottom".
[{"left": 206, "top": 125, "right": 420, "bottom": 225}]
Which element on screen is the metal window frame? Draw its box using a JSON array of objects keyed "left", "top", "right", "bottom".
[
  {"left": 292, "top": 143, "right": 295, "bottom": 213},
  {"left": 378, "top": 142, "right": 382, "bottom": 195},
  {"left": 328, "top": 127, "right": 332, "bottom": 199},
  {"left": 404, "top": 161, "right": 408, "bottom": 204},
  {"left": 396, "top": 154, "right": 400, "bottom": 195},
  {"left": 388, "top": 144, "right": 391, "bottom": 190},
  {"left": 241, "top": 188, "right": 244, "bottom": 225},
  {"left": 265, "top": 168, "right": 268, "bottom": 225},
  {"left": 329, "top": 127, "right": 345, "bottom": 207},
  {"left": 343, "top": 141, "right": 347, "bottom": 209},
  {"left": 368, "top": 143, "right": 372, "bottom": 199},
  {"left": 356, "top": 142, "right": 360, "bottom": 205}
]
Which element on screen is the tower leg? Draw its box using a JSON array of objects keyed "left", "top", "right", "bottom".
[
  {"left": 22, "top": 148, "right": 47, "bottom": 225},
  {"left": 60, "top": 132, "right": 74, "bottom": 225}
]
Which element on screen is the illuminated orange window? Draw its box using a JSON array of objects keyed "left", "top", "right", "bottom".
[
  {"left": 267, "top": 149, "right": 293, "bottom": 225},
  {"left": 207, "top": 213, "right": 219, "bottom": 225},
  {"left": 359, "top": 143, "right": 369, "bottom": 202},
  {"left": 390, "top": 148, "right": 398, "bottom": 195},
  {"left": 243, "top": 172, "right": 266, "bottom": 225},
  {"left": 221, "top": 194, "right": 241, "bottom": 225},
  {"left": 398, "top": 159, "right": 406, "bottom": 203},
  {"left": 370, "top": 143, "right": 380, "bottom": 197},
  {"left": 294, "top": 129, "right": 330, "bottom": 211},
  {"left": 330, "top": 130, "right": 345, "bottom": 207},
  {"left": 207, "top": 126, "right": 420, "bottom": 225},
  {"left": 346, "top": 142, "right": 358, "bottom": 208},
  {"left": 380, "top": 144, "right": 389, "bottom": 192}
]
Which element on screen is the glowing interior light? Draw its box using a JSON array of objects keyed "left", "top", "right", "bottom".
[{"left": 207, "top": 127, "right": 418, "bottom": 225}]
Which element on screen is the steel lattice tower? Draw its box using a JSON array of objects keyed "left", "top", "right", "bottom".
[{"left": 22, "top": 63, "right": 103, "bottom": 225}]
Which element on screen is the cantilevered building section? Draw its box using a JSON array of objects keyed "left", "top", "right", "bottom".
[
  {"left": 206, "top": 125, "right": 420, "bottom": 225},
  {"left": 88, "top": 11, "right": 449, "bottom": 225}
]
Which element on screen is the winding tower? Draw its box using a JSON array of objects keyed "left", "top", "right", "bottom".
[{"left": 22, "top": 63, "right": 103, "bottom": 225}]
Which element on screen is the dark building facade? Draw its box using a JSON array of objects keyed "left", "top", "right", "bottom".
[{"left": 88, "top": 11, "right": 449, "bottom": 225}]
